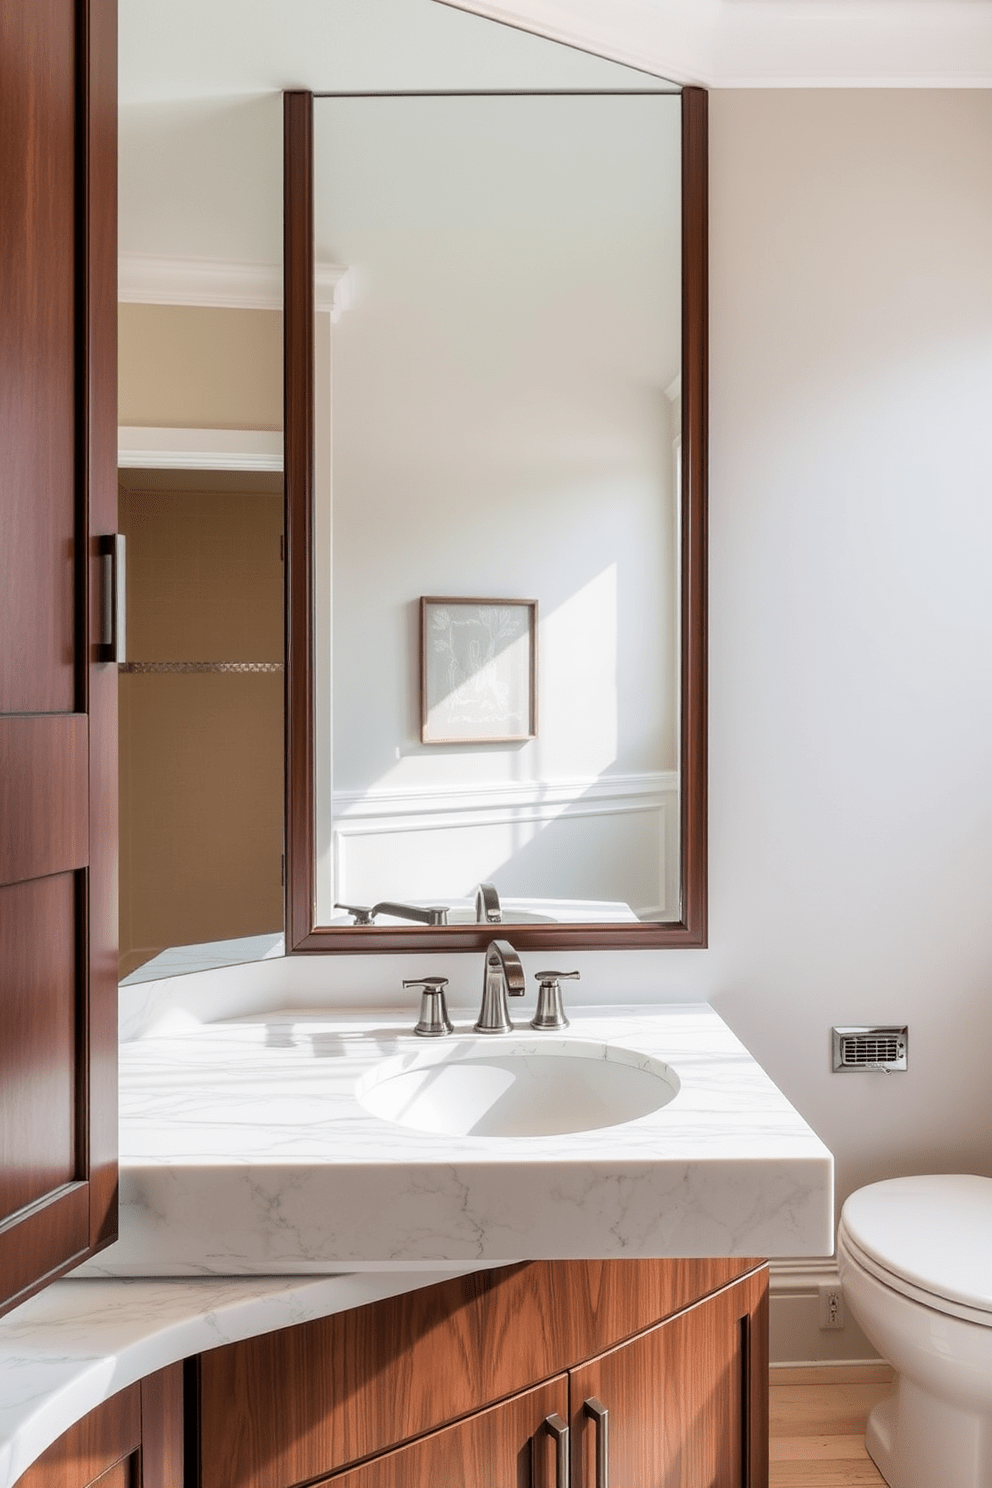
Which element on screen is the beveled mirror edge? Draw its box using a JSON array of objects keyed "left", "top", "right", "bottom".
[{"left": 283, "top": 85, "right": 708, "bottom": 955}]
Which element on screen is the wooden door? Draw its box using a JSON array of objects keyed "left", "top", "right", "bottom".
[
  {"left": 0, "top": 0, "right": 118, "bottom": 1316},
  {"left": 321, "top": 1376, "right": 569, "bottom": 1488},
  {"left": 569, "top": 1270, "right": 769, "bottom": 1488}
]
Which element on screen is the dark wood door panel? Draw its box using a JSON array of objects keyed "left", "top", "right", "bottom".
[
  {"left": 14, "top": 1382, "right": 141, "bottom": 1488},
  {"left": 0, "top": 1183, "right": 90, "bottom": 1319},
  {"left": 139, "top": 1363, "right": 186, "bottom": 1488},
  {"left": 0, "top": 0, "right": 78, "bottom": 717},
  {"left": 81, "top": 0, "right": 121, "bottom": 1261},
  {"left": 198, "top": 1259, "right": 758, "bottom": 1488},
  {"left": 321, "top": 1376, "right": 568, "bottom": 1488},
  {"left": 0, "top": 0, "right": 118, "bottom": 1316},
  {"left": 570, "top": 1269, "right": 768, "bottom": 1488},
  {"left": 0, "top": 873, "right": 79, "bottom": 1217},
  {"left": 11, "top": 1365, "right": 184, "bottom": 1488},
  {"left": 0, "top": 716, "right": 89, "bottom": 885}
]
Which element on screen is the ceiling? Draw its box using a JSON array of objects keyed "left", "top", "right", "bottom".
[
  {"left": 445, "top": 0, "right": 992, "bottom": 88},
  {"left": 118, "top": 0, "right": 991, "bottom": 264},
  {"left": 120, "top": 0, "right": 992, "bottom": 104}
]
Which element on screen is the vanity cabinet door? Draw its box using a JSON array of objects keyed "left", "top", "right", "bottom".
[
  {"left": 14, "top": 1364, "right": 183, "bottom": 1488},
  {"left": 0, "top": 0, "right": 119, "bottom": 1319},
  {"left": 320, "top": 1376, "right": 569, "bottom": 1488},
  {"left": 569, "top": 1268, "right": 768, "bottom": 1488}
]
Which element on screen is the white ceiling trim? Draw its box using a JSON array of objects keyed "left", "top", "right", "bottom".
[
  {"left": 118, "top": 254, "right": 353, "bottom": 320},
  {"left": 437, "top": 0, "right": 992, "bottom": 87}
]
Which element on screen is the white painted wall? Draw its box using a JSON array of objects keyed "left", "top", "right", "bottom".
[{"left": 703, "top": 88, "right": 992, "bottom": 1216}]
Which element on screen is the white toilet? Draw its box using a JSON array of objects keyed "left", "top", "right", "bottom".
[{"left": 838, "top": 1175, "right": 992, "bottom": 1488}]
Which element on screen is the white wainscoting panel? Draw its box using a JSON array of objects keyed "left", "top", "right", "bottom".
[{"left": 330, "top": 771, "right": 678, "bottom": 918}]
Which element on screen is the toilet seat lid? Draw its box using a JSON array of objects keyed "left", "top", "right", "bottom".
[{"left": 841, "top": 1175, "right": 992, "bottom": 1318}]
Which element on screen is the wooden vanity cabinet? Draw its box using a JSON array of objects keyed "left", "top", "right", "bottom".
[
  {"left": 16, "top": 1364, "right": 183, "bottom": 1488},
  {"left": 194, "top": 1258, "right": 768, "bottom": 1488}
]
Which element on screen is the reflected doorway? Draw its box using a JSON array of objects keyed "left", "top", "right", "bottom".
[{"left": 117, "top": 466, "right": 284, "bottom": 982}]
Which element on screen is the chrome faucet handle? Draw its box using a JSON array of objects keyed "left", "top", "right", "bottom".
[
  {"left": 335, "top": 901, "right": 376, "bottom": 925},
  {"left": 403, "top": 976, "right": 454, "bottom": 1037},
  {"left": 530, "top": 970, "right": 580, "bottom": 1031},
  {"left": 474, "top": 939, "right": 526, "bottom": 1033},
  {"left": 475, "top": 881, "right": 502, "bottom": 923}
]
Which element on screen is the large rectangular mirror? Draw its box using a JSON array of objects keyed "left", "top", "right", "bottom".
[{"left": 285, "top": 4, "right": 707, "bottom": 953}]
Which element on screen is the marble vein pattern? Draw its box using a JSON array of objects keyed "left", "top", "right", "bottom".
[
  {"left": 76, "top": 1004, "right": 834, "bottom": 1276},
  {"left": 0, "top": 1270, "right": 476, "bottom": 1488}
]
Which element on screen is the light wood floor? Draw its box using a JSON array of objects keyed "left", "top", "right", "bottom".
[{"left": 770, "top": 1364, "right": 894, "bottom": 1487}]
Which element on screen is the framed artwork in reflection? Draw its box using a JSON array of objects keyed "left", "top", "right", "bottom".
[{"left": 420, "top": 596, "right": 538, "bottom": 744}]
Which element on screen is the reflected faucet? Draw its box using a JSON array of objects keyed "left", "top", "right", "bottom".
[
  {"left": 475, "top": 882, "right": 502, "bottom": 924},
  {"left": 474, "top": 939, "right": 526, "bottom": 1033},
  {"left": 335, "top": 900, "right": 449, "bottom": 926}
]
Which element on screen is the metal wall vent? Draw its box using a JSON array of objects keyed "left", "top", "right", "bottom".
[{"left": 832, "top": 1025, "right": 908, "bottom": 1072}]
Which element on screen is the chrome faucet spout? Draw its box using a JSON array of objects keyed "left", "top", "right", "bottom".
[
  {"left": 369, "top": 900, "right": 449, "bottom": 926},
  {"left": 474, "top": 938, "right": 525, "bottom": 1033},
  {"left": 475, "top": 881, "right": 502, "bottom": 924}
]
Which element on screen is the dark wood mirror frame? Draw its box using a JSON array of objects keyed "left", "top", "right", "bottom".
[{"left": 283, "top": 86, "right": 707, "bottom": 955}]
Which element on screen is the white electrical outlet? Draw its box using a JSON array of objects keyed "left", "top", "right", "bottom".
[{"left": 818, "top": 1284, "right": 845, "bottom": 1330}]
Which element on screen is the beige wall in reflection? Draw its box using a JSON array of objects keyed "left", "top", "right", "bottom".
[
  {"left": 119, "top": 303, "right": 282, "bottom": 429},
  {"left": 118, "top": 304, "right": 283, "bottom": 978}
]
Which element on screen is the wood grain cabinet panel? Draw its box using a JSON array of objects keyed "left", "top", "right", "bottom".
[
  {"left": 570, "top": 1268, "right": 768, "bottom": 1488},
  {"left": 198, "top": 1259, "right": 766, "bottom": 1488},
  {"left": 15, "top": 1364, "right": 183, "bottom": 1488},
  {"left": 320, "top": 1376, "right": 569, "bottom": 1488},
  {"left": 14, "top": 1383, "right": 140, "bottom": 1488},
  {"left": 0, "top": 0, "right": 119, "bottom": 1318}
]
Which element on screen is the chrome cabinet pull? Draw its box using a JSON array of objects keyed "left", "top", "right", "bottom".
[
  {"left": 99, "top": 534, "right": 126, "bottom": 662},
  {"left": 537, "top": 1412, "right": 570, "bottom": 1488},
  {"left": 584, "top": 1397, "right": 609, "bottom": 1488}
]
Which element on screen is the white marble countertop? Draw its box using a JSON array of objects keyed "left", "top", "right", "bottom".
[
  {"left": 76, "top": 1003, "right": 833, "bottom": 1275},
  {"left": 0, "top": 996, "right": 834, "bottom": 1488}
]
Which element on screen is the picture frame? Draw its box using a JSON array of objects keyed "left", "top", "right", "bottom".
[{"left": 420, "top": 596, "right": 538, "bottom": 744}]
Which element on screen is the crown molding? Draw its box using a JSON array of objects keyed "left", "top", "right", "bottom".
[
  {"left": 118, "top": 426, "right": 282, "bottom": 471},
  {"left": 118, "top": 254, "right": 353, "bottom": 320}
]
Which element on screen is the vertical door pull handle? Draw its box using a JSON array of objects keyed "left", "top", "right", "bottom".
[
  {"left": 537, "top": 1412, "right": 570, "bottom": 1488},
  {"left": 99, "top": 534, "right": 126, "bottom": 662},
  {"left": 584, "top": 1397, "right": 609, "bottom": 1488}
]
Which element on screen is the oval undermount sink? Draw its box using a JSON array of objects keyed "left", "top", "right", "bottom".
[{"left": 356, "top": 1039, "right": 679, "bottom": 1138}]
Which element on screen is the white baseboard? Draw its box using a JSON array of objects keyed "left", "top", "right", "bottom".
[{"left": 768, "top": 1258, "right": 881, "bottom": 1366}]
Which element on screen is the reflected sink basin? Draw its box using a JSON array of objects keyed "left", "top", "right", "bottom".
[{"left": 356, "top": 1038, "right": 679, "bottom": 1138}]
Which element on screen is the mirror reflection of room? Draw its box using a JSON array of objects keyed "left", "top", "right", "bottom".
[
  {"left": 314, "top": 86, "right": 683, "bottom": 928},
  {"left": 117, "top": 303, "right": 284, "bottom": 982}
]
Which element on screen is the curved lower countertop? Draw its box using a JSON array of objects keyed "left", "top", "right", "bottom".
[{"left": 0, "top": 1268, "right": 480, "bottom": 1488}]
